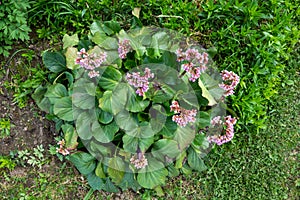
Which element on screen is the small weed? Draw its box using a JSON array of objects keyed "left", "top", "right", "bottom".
[
  {"left": 17, "top": 145, "right": 48, "bottom": 169},
  {"left": 0, "top": 155, "right": 16, "bottom": 172},
  {"left": 0, "top": 118, "right": 14, "bottom": 139}
]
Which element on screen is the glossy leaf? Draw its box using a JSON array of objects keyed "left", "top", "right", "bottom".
[
  {"left": 53, "top": 97, "right": 73, "bottom": 121},
  {"left": 68, "top": 152, "right": 96, "bottom": 175},
  {"left": 76, "top": 112, "right": 96, "bottom": 140},
  {"left": 152, "top": 139, "right": 181, "bottom": 160},
  {"left": 43, "top": 51, "right": 66, "bottom": 73},
  {"left": 87, "top": 172, "right": 104, "bottom": 191},
  {"left": 98, "top": 109, "right": 113, "bottom": 124},
  {"left": 98, "top": 66, "right": 122, "bottom": 90},
  {"left": 187, "top": 147, "right": 207, "bottom": 172},
  {"left": 123, "top": 134, "right": 153, "bottom": 153},
  {"left": 62, "top": 124, "right": 78, "bottom": 149},
  {"left": 92, "top": 121, "right": 119, "bottom": 143},
  {"left": 114, "top": 110, "right": 138, "bottom": 132},
  {"left": 173, "top": 126, "right": 195, "bottom": 150},
  {"left": 44, "top": 83, "right": 68, "bottom": 104},
  {"left": 137, "top": 157, "right": 168, "bottom": 189},
  {"left": 126, "top": 85, "right": 150, "bottom": 112},
  {"left": 95, "top": 162, "right": 106, "bottom": 178},
  {"left": 107, "top": 157, "right": 125, "bottom": 184}
]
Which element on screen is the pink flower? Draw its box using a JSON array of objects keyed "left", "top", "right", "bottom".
[
  {"left": 130, "top": 152, "right": 148, "bottom": 169},
  {"left": 118, "top": 39, "right": 132, "bottom": 59},
  {"left": 170, "top": 101, "right": 197, "bottom": 127},
  {"left": 56, "top": 139, "right": 70, "bottom": 156},
  {"left": 75, "top": 48, "right": 107, "bottom": 78},
  {"left": 207, "top": 115, "right": 237, "bottom": 145},
  {"left": 126, "top": 68, "right": 154, "bottom": 96},
  {"left": 219, "top": 70, "right": 240, "bottom": 96},
  {"left": 175, "top": 48, "right": 209, "bottom": 82}
]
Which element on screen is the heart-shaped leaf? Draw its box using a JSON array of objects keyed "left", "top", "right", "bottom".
[{"left": 137, "top": 157, "right": 168, "bottom": 189}]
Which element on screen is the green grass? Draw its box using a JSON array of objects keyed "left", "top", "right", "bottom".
[{"left": 1, "top": 0, "right": 299, "bottom": 199}]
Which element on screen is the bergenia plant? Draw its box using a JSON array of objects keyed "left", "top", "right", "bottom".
[{"left": 33, "top": 21, "right": 240, "bottom": 193}]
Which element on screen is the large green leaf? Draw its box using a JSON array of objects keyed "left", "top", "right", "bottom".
[
  {"left": 103, "top": 21, "right": 121, "bottom": 34},
  {"left": 198, "top": 73, "right": 224, "bottom": 106},
  {"left": 150, "top": 31, "right": 170, "bottom": 58},
  {"left": 149, "top": 104, "right": 167, "bottom": 133},
  {"left": 118, "top": 29, "right": 146, "bottom": 59},
  {"left": 95, "top": 162, "right": 106, "bottom": 178},
  {"left": 53, "top": 97, "right": 73, "bottom": 121},
  {"left": 152, "top": 139, "right": 181, "bottom": 161},
  {"left": 44, "top": 83, "right": 68, "bottom": 104},
  {"left": 43, "top": 51, "right": 66, "bottom": 73},
  {"left": 196, "top": 111, "right": 211, "bottom": 129},
  {"left": 175, "top": 151, "right": 187, "bottom": 169},
  {"left": 151, "top": 84, "right": 175, "bottom": 103},
  {"left": 68, "top": 152, "right": 96, "bottom": 175},
  {"left": 32, "top": 86, "right": 51, "bottom": 113},
  {"left": 87, "top": 172, "right": 104, "bottom": 191},
  {"left": 62, "top": 33, "right": 79, "bottom": 49},
  {"left": 187, "top": 147, "right": 207, "bottom": 172},
  {"left": 62, "top": 124, "right": 78, "bottom": 149},
  {"left": 173, "top": 126, "right": 195, "bottom": 150},
  {"left": 92, "top": 32, "right": 119, "bottom": 50},
  {"left": 114, "top": 110, "right": 138, "bottom": 132},
  {"left": 122, "top": 134, "right": 153, "bottom": 153},
  {"left": 98, "top": 109, "right": 113, "bottom": 124},
  {"left": 89, "top": 140, "right": 111, "bottom": 157},
  {"left": 103, "top": 178, "right": 119, "bottom": 192},
  {"left": 158, "top": 117, "right": 177, "bottom": 138},
  {"left": 191, "top": 133, "right": 210, "bottom": 155},
  {"left": 99, "top": 91, "right": 113, "bottom": 113},
  {"left": 90, "top": 21, "right": 106, "bottom": 35},
  {"left": 118, "top": 172, "right": 141, "bottom": 191},
  {"left": 98, "top": 66, "right": 122, "bottom": 90},
  {"left": 92, "top": 121, "right": 119, "bottom": 143},
  {"left": 137, "top": 157, "right": 168, "bottom": 189},
  {"left": 107, "top": 157, "right": 125, "bottom": 184},
  {"left": 76, "top": 112, "right": 96, "bottom": 140},
  {"left": 65, "top": 47, "right": 80, "bottom": 70},
  {"left": 126, "top": 85, "right": 150, "bottom": 112},
  {"left": 73, "top": 79, "right": 96, "bottom": 109},
  {"left": 99, "top": 83, "right": 127, "bottom": 115},
  {"left": 126, "top": 122, "right": 155, "bottom": 138}
]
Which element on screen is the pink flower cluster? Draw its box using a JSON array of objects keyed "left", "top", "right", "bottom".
[
  {"left": 126, "top": 68, "right": 154, "bottom": 96},
  {"left": 56, "top": 139, "right": 70, "bottom": 156},
  {"left": 207, "top": 115, "right": 237, "bottom": 145},
  {"left": 170, "top": 101, "right": 197, "bottom": 127},
  {"left": 75, "top": 48, "right": 107, "bottom": 78},
  {"left": 176, "top": 48, "right": 209, "bottom": 82},
  {"left": 118, "top": 39, "right": 132, "bottom": 59},
  {"left": 130, "top": 153, "right": 148, "bottom": 169},
  {"left": 219, "top": 70, "right": 240, "bottom": 96}
]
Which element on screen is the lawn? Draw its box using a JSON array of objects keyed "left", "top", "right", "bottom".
[{"left": 0, "top": 0, "right": 299, "bottom": 199}]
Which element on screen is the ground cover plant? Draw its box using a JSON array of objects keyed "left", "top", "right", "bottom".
[
  {"left": 0, "top": 0, "right": 299, "bottom": 199},
  {"left": 32, "top": 21, "right": 240, "bottom": 193}
]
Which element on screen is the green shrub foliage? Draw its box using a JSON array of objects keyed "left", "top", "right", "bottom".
[{"left": 0, "top": 0, "right": 31, "bottom": 57}]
